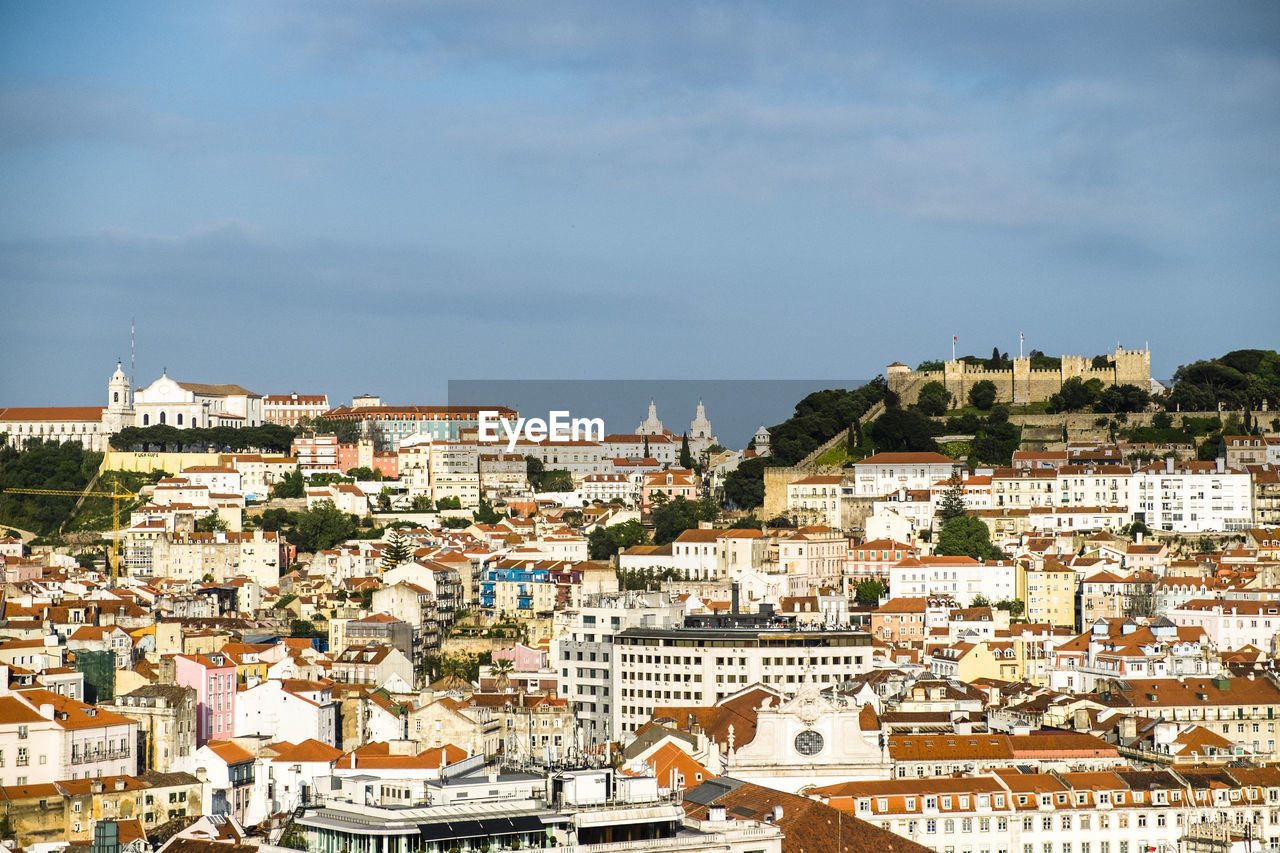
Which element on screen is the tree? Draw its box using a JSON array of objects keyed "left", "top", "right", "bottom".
[
  {"left": 937, "top": 475, "right": 968, "bottom": 524},
  {"left": 854, "top": 580, "right": 886, "bottom": 605},
  {"left": 258, "top": 507, "right": 296, "bottom": 531},
  {"left": 995, "top": 598, "right": 1025, "bottom": 619},
  {"left": 195, "top": 513, "right": 229, "bottom": 533},
  {"left": 346, "top": 466, "right": 382, "bottom": 481},
  {"left": 1121, "top": 520, "right": 1152, "bottom": 540},
  {"left": 588, "top": 520, "right": 650, "bottom": 560},
  {"left": 643, "top": 435, "right": 650, "bottom": 459},
  {"left": 436, "top": 496, "right": 462, "bottom": 511},
  {"left": 380, "top": 528, "right": 413, "bottom": 571},
  {"left": 915, "top": 381, "right": 951, "bottom": 416},
  {"left": 971, "top": 594, "right": 991, "bottom": 607},
  {"left": 968, "top": 380, "right": 998, "bottom": 411},
  {"left": 272, "top": 467, "right": 305, "bottom": 499},
  {"left": 870, "top": 408, "right": 939, "bottom": 453},
  {"left": 473, "top": 497, "right": 503, "bottom": 525},
  {"left": 1053, "top": 376, "right": 1098, "bottom": 412},
  {"left": 291, "top": 500, "right": 356, "bottom": 552},
  {"left": 651, "top": 497, "right": 717, "bottom": 545},
  {"left": 723, "top": 457, "right": 769, "bottom": 510},
  {"left": 490, "top": 657, "right": 514, "bottom": 692},
  {"left": 290, "top": 619, "right": 319, "bottom": 638},
  {"left": 935, "top": 515, "right": 1005, "bottom": 561},
  {"left": 679, "top": 434, "right": 695, "bottom": 469}
]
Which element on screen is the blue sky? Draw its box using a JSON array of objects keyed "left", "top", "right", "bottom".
[{"left": 2, "top": 1, "right": 1278, "bottom": 407}]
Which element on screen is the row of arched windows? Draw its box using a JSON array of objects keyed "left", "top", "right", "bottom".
[{"left": 140, "top": 412, "right": 184, "bottom": 426}]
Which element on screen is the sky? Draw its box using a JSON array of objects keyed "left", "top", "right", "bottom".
[{"left": 2, "top": 1, "right": 1278, "bottom": 411}]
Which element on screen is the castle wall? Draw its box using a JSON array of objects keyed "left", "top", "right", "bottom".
[{"left": 888, "top": 347, "right": 1151, "bottom": 407}]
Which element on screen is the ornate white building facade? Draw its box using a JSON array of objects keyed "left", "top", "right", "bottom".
[{"left": 1, "top": 364, "right": 262, "bottom": 452}]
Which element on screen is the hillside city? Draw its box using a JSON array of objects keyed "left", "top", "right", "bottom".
[{"left": 0, "top": 346, "right": 1279, "bottom": 853}]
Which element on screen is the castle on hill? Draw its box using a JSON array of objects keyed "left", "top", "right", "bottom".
[{"left": 886, "top": 346, "right": 1152, "bottom": 407}]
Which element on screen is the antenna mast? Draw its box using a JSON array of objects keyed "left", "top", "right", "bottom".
[{"left": 130, "top": 317, "right": 136, "bottom": 400}]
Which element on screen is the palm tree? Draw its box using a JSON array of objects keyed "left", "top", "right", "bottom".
[
  {"left": 439, "top": 656, "right": 471, "bottom": 693},
  {"left": 491, "top": 657, "right": 514, "bottom": 692}
]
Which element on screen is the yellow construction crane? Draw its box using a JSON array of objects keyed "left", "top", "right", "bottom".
[{"left": 0, "top": 484, "right": 136, "bottom": 578}]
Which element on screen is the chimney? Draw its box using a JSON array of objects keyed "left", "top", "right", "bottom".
[
  {"left": 1074, "top": 708, "right": 1090, "bottom": 731},
  {"left": 1165, "top": 457, "right": 1174, "bottom": 474},
  {"left": 1119, "top": 716, "right": 1137, "bottom": 741},
  {"left": 731, "top": 583, "right": 740, "bottom": 615},
  {"left": 1215, "top": 457, "right": 1225, "bottom": 474},
  {"left": 708, "top": 805, "right": 726, "bottom": 822},
  {"left": 114, "top": 777, "right": 127, "bottom": 791},
  {"left": 90, "top": 780, "right": 104, "bottom": 794}
]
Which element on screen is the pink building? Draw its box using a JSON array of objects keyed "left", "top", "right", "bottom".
[
  {"left": 640, "top": 469, "right": 699, "bottom": 509},
  {"left": 336, "top": 442, "right": 400, "bottom": 478},
  {"left": 173, "top": 653, "right": 236, "bottom": 744},
  {"left": 491, "top": 642, "right": 546, "bottom": 671}
]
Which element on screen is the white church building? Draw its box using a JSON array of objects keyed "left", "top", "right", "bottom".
[{"left": 1, "top": 363, "right": 263, "bottom": 452}]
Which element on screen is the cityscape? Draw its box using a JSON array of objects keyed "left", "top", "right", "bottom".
[{"left": 3, "top": 4, "right": 1279, "bottom": 853}]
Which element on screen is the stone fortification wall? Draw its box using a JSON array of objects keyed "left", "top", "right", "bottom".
[{"left": 888, "top": 347, "right": 1151, "bottom": 406}]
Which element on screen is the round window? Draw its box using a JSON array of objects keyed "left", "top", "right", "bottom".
[{"left": 795, "top": 729, "right": 824, "bottom": 756}]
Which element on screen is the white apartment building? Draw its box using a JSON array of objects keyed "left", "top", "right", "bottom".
[
  {"left": 580, "top": 473, "right": 633, "bottom": 505},
  {"left": 786, "top": 476, "right": 850, "bottom": 529},
  {"left": 1132, "top": 458, "right": 1253, "bottom": 532},
  {"left": 889, "top": 557, "right": 1019, "bottom": 607},
  {"left": 179, "top": 463, "right": 243, "bottom": 496},
  {"left": 1055, "top": 465, "right": 1131, "bottom": 508},
  {"left": 852, "top": 452, "right": 963, "bottom": 497},
  {"left": 991, "top": 468, "right": 1058, "bottom": 509},
  {"left": 824, "top": 766, "right": 1280, "bottom": 853},
  {"left": 777, "top": 527, "right": 846, "bottom": 595},
  {"left": 611, "top": 627, "right": 874, "bottom": 737},
  {"left": 550, "top": 591, "right": 684, "bottom": 745},
  {"left": 0, "top": 686, "right": 137, "bottom": 786},
  {"left": 430, "top": 441, "right": 481, "bottom": 508},
  {"left": 668, "top": 528, "right": 769, "bottom": 581},
  {"left": 264, "top": 393, "right": 330, "bottom": 426},
  {"left": 1168, "top": 598, "right": 1280, "bottom": 653}
]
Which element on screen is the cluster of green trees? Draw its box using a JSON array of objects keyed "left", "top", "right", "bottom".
[
  {"left": 587, "top": 519, "right": 649, "bottom": 560},
  {"left": 1044, "top": 377, "right": 1150, "bottom": 414},
  {"left": 867, "top": 406, "right": 940, "bottom": 453},
  {"left": 617, "top": 566, "right": 686, "bottom": 590},
  {"left": 853, "top": 579, "right": 886, "bottom": 605},
  {"left": 1166, "top": 349, "right": 1280, "bottom": 412},
  {"left": 939, "top": 406, "right": 1021, "bottom": 467},
  {"left": 253, "top": 500, "right": 380, "bottom": 552},
  {"left": 110, "top": 423, "right": 296, "bottom": 453},
  {"left": 766, "top": 384, "right": 888, "bottom": 465},
  {"left": 931, "top": 477, "right": 1007, "bottom": 561},
  {"left": 0, "top": 440, "right": 104, "bottom": 535},
  {"left": 293, "top": 415, "right": 362, "bottom": 443},
  {"left": 420, "top": 651, "right": 491, "bottom": 685},
  {"left": 525, "top": 456, "right": 574, "bottom": 492},
  {"left": 970, "top": 594, "right": 1026, "bottom": 618},
  {"left": 651, "top": 496, "right": 719, "bottom": 544}
]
